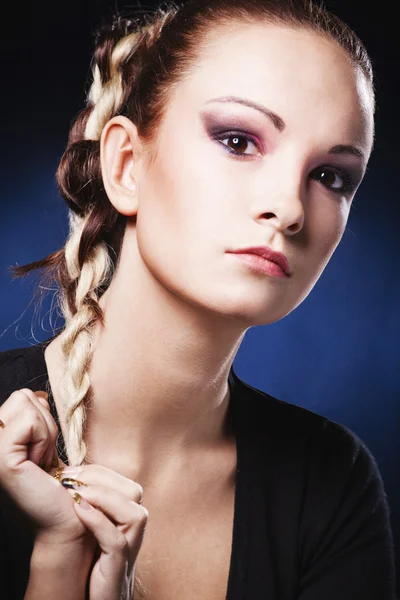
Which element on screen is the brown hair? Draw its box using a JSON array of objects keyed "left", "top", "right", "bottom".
[{"left": 10, "top": 1, "right": 374, "bottom": 592}]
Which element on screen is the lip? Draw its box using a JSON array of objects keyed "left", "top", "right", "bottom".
[{"left": 227, "top": 246, "right": 291, "bottom": 277}]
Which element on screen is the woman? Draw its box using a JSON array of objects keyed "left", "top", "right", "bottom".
[{"left": 0, "top": 0, "right": 396, "bottom": 598}]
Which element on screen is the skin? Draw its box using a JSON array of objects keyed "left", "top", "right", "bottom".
[{"left": 45, "top": 23, "right": 374, "bottom": 491}]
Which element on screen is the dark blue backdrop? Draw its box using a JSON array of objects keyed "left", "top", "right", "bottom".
[{"left": 0, "top": 0, "right": 398, "bottom": 591}]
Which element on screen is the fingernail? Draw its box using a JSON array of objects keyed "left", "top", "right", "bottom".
[
  {"left": 53, "top": 467, "right": 65, "bottom": 482},
  {"left": 61, "top": 477, "right": 88, "bottom": 489},
  {"left": 61, "top": 467, "right": 83, "bottom": 478},
  {"left": 71, "top": 492, "right": 92, "bottom": 510}
]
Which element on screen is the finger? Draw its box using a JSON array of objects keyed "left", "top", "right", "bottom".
[
  {"left": 0, "top": 390, "right": 52, "bottom": 466},
  {"left": 64, "top": 483, "right": 148, "bottom": 550},
  {"left": 22, "top": 388, "right": 48, "bottom": 403},
  {"left": 66, "top": 484, "right": 147, "bottom": 593},
  {"left": 60, "top": 464, "right": 144, "bottom": 504},
  {"left": 25, "top": 390, "right": 59, "bottom": 469},
  {"left": 19, "top": 389, "right": 59, "bottom": 469},
  {"left": 69, "top": 493, "right": 135, "bottom": 600},
  {"left": 29, "top": 391, "right": 60, "bottom": 469},
  {"left": 33, "top": 390, "right": 50, "bottom": 409}
]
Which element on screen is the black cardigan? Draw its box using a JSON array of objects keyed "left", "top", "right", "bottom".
[{"left": 0, "top": 338, "right": 397, "bottom": 599}]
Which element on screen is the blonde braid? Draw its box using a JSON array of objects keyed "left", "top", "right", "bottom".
[
  {"left": 85, "top": 31, "right": 142, "bottom": 140},
  {"left": 85, "top": 18, "right": 169, "bottom": 140},
  {"left": 59, "top": 212, "right": 114, "bottom": 466}
]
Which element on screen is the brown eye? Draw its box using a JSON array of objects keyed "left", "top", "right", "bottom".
[
  {"left": 213, "top": 131, "right": 261, "bottom": 159},
  {"left": 226, "top": 135, "right": 251, "bottom": 153},
  {"left": 318, "top": 169, "right": 342, "bottom": 189},
  {"left": 312, "top": 166, "right": 357, "bottom": 196}
]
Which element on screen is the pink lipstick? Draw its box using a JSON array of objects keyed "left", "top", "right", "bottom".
[{"left": 228, "top": 246, "right": 291, "bottom": 278}]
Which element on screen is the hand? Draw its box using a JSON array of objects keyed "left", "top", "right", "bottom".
[
  {"left": 60, "top": 464, "right": 148, "bottom": 600},
  {"left": 0, "top": 388, "right": 91, "bottom": 544}
]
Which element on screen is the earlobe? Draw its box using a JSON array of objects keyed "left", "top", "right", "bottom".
[{"left": 99, "top": 115, "right": 141, "bottom": 217}]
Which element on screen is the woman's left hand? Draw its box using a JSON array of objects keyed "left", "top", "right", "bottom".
[{"left": 59, "top": 464, "right": 148, "bottom": 600}]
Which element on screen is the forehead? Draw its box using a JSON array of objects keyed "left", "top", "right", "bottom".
[{"left": 168, "top": 23, "right": 374, "bottom": 154}]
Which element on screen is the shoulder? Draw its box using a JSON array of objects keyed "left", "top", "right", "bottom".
[
  {"left": 0, "top": 343, "right": 46, "bottom": 408},
  {"left": 232, "top": 370, "right": 384, "bottom": 501},
  {"left": 232, "top": 370, "right": 366, "bottom": 455},
  {"left": 0, "top": 345, "right": 28, "bottom": 366},
  {"left": 234, "top": 375, "right": 396, "bottom": 592},
  {"left": 0, "top": 346, "right": 29, "bottom": 397}
]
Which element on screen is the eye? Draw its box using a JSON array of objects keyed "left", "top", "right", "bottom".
[
  {"left": 212, "top": 131, "right": 262, "bottom": 159},
  {"left": 211, "top": 129, "right": 359, "bottom": 195},
  {"left": 311, "top": 166, "right": 357, "bottom": 196}
]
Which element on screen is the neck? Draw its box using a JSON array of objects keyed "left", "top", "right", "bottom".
[{"left": 46, "top": 232, "right": 247, "bottom": 484}]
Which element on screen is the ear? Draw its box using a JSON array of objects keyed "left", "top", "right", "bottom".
[{"left": 99, "top": 116, "right": 144, "bottom": 217}]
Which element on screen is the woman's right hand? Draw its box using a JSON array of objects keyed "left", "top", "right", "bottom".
[{"left": 0, "top": 387, "right": 90, "bottom": 544}]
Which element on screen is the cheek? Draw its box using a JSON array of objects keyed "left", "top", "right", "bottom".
[
  {"left": 307, "top": 200, "right": 350, "bottom": 278},
  {"left": 134, "top": 153, "right": 224, "bottom": 298},
  {"left": 136, "top": 139, "right": 231, "bottom": 260}
]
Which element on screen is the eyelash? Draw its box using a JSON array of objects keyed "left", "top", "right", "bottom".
[{"left": 212, "top": 130, "right": 358, "bottom": 196}]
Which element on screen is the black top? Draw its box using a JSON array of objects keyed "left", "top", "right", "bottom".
[{"left": 0, "top": 337, "right": 397, "bottom": 600}]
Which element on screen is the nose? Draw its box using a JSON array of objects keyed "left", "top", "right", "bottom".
[
  {"left": 253, "top": 166, "right": 305, "bottom": 235},
  {"left": 260, "top": 203, "right": 304, "bottom": 235}
]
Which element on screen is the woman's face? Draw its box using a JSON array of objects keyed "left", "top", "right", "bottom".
[{"left": 126, "top": 23, "right": 374, "bottom": 326}]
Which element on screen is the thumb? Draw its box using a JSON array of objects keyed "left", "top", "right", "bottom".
[{"left": 35, "top": 391, "right": 50, "bottom": 409}]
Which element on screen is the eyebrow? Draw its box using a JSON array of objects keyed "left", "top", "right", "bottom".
[{"left": 205, "top": 95, "right": 367, "bottom": 161}]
